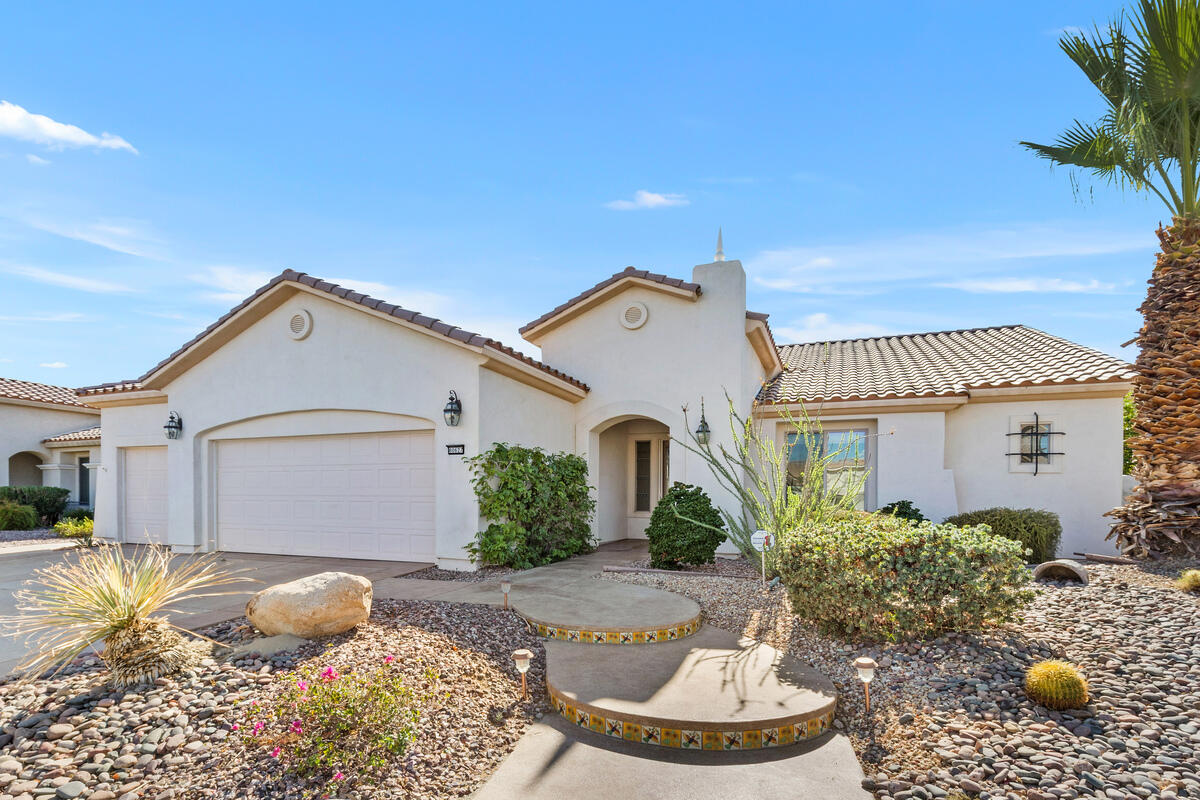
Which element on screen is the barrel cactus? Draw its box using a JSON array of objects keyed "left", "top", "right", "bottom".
[
  {"left": 1178, "top": 569, "right": 1200, "bottom": 593},
  {"left": 1025, "top": 660, "right": 1089, "bottom": 709}
]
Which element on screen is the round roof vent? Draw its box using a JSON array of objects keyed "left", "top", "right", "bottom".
[
  {"left": 620, "top": 301, "right": 648, "bottom": 330},
  {"left": 289, "top": 309, "right": 313, "bottom": 340}
]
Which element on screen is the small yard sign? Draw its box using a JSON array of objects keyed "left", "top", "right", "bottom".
[
  {"left": 750, "top": 529, "right": 774, "bottom": 589},
  {"left": 445, "top": 444, "right": 466, "bottom": 455}
]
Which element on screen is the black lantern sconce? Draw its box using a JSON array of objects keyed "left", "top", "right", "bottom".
[
  {"left": 695, "top": 398, "right": 711, "bottom": 446},
  {"left": 443, "top": 391, "right": 462, "bottom": 427},
  {"left": 164, "top": 411, "right": 183, "bottom": 440}
]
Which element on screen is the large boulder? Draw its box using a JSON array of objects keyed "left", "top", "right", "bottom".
[{"left": 246, "top": 572, "right": 372, "bottom": 638}]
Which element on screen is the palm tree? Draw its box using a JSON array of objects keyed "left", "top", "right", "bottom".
[{"left": 1022, "top": 0, "right": 1200, "bottom": 556}]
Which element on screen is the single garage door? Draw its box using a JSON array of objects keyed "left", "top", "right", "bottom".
[
  {"left": 215, "top": 431, "right": 435, "bottom": 561},
  {"left": 122, "top": 446, "right": 168, "bottom": 543}
]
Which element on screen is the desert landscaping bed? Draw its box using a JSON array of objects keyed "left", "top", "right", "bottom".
[
  {"left": 398, "top": 565, "right": 519, "bottom": 584},
  {"left": 0, "top": 599, "right": 545, "bottom": 800},
  {"left": 604, "top": 560, "right": 1200, "bottom": 799},
  {"left": 0, "top": 529, "right": 57, "bottom": 549}
]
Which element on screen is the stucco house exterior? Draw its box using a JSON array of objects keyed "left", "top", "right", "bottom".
[
  {"left": 1, "top": 378, "right": 102, "bottom": 508},
  {"left": 76, "top": 254, "right": 1134, "bottom": 565}
]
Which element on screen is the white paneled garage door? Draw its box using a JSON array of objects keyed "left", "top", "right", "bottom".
[
  {"left": 215, "top": 431, "right": 435, "bottom": 561},
  {"left": 122, "top": 446, "right": 168, "bottom": 544}
]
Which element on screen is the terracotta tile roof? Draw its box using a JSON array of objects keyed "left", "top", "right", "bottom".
[
  {"left": 43, "top": 426, "right": 101, "bottom": 444},
  {"left": 0, "top": 377, "right": 96, "bottom": 409},
  {"left": 520, "top": 266, "right": 702, "bottom": 335},
  {"left": 760, "top": 325, "right": 1136, "bottom": 404},
  {"left": 78, "top": 270, "right": 588, "bottom": 396}
]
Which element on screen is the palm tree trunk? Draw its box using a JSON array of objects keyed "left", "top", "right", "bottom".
[{"left": 1107, "top": 217, "right": 1200, "bottom": 556}]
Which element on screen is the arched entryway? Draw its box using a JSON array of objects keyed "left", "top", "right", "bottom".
[
  {"left": 7, "top": 452, "right": 44, "bottom": 487},
  {"left": 593, "top": 416, "right": 672, "bottom": 542}
]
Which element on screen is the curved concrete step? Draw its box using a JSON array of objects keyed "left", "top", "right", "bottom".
[
  {"left": 513, "top": 580, "right": 701, "bottom": 644},
  {"left": 546, "top": 625, "right": 838, "bottom": 750}
]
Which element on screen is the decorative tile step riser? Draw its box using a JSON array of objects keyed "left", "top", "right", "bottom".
[
  {"left": 548, "top": 684, "right": 836, "bottom": 751},
  {"left": 522, "top": 614, "right": 701, "bottom": 644}
]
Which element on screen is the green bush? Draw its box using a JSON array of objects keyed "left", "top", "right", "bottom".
[
  {"left": 777, "top": 514, "right": 1033, "bottom": 641},
  {"left": 943, "top": 507, "right": 1062, "bottom": 563},
  {"left": 62, "top": 507, "right": 94, "bottom": 522},
  {"left": 0, "top": 502, "right": 39, "bottom": 531},
  {"left": 646, "top": 483, "right": 727, "bottom": 569},
  {"left": 466, "top": 443, "right": 597, "bottom": 569},
  {"left": 878, "top": 499, "right": 927, "bottom": 523},
  {"left": 0, "top": 486, "right": 71, "bottom": 525},
  {"left": 54, "top": 516, "right": 94, "bottom": 544}
]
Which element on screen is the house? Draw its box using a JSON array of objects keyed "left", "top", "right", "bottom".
[
  {"left": 1, "top": 378, "right": 102, "bottom": 508},
  {"left": 78, "top": 253, "right": 1134, "bottom": 564}
]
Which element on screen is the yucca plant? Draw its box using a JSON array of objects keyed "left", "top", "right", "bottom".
[{"left": 5, "top": 543, "right": 251, "bottom": 686}]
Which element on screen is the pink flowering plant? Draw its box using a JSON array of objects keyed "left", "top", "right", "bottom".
[{"left": 241, "top": 658, "right": 438, "bottom": 787}]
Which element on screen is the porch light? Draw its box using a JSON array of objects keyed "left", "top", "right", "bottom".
[
  {"left": 695, "top": 399, "right": 711, "bottom": 446},
  {"left": 443, "top": 391, "right": 462, "bottom": 427},
  {"left": 512, "top": 648, "right": 534, "bottom": 699},
  {"left": 164, "top": 411, "right": 183, "bottom": 440},
  {"left": 500, "top": 579, "right": 512, "bottom": 609},
  {"left": 854, "top": 656, "right": 877, "bottom": 713}
]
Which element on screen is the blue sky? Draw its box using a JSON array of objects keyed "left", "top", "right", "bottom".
[{"left": 0, "top": 1, "right": 1164, "bottom": 387}]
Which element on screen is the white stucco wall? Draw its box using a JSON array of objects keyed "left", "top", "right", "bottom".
[
  {"left": 0, "top": 401, "right": 100, "bottom": 501},
  {"left": 946, "top": 394, "right": 1125, "bottom": 557}
]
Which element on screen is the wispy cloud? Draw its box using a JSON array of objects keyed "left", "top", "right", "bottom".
[
  {"left": 937, "top": 277, "right": 1117, "bottom": 293},
  {"left": 0, "top": 312, "right": 86, "bottom": 323},
  {"left": 190, "top": 266, "right": 275, "bottom": 304},
  {"left": 39, "top": 361, "right": 68, "bottom": 368},
  {"left": 605, "top": 190, "right": 689, "bottom": 210},
  {"left": 747, "top": 222, "right": 1151, "bottom": 294},
  {"left": 0, "top": 100, "right": 136, "bottom": 153},
  {"left": 774, "top": 312, "right": 893, "bottom": 344},
  {"left": 21, "top": 216, "right": 164, "bottom": 259},
  {"left": 6, "top": 264, "right": 134, "bottom": 294},
  {"left": 25, "top": 154, "right": 50, "bottom": 166}
]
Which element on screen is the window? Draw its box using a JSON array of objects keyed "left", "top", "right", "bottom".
[
  {"left": 77, "top": 456, "right": 90, "bottom": 506},
  {"left": 1007, "top": 413, "right": 1064, "bottom": 475},
  {"left": 1019, "top": 421, "right": 1052, "bottom": 464},
  {"left": 787, "top": 429, "right": 868, "bottom": 510},
  {"left": 634, "top": 440, "right": 652, "bottom": 512}
]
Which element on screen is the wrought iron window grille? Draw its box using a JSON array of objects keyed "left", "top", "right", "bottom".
[{"left": 1004, "top": 412, "right": 1065, "bottom": 476}]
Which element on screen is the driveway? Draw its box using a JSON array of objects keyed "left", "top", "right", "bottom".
[{"left": 0, "top": 545, "right": 430, "bottom": 676}]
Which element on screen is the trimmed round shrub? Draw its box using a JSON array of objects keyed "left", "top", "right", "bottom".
[
  {"left": 0, "top": 502, "right": 39, "bottom": 531},
  {"left": 1178, "top": 569, "right": 1200, "bottom": 593},
  {"left": 1025, "top": 660, "right": 1088, "bottom": 709},
  {"left": 646, "top": 482, "right": 727, "bottom": 569},
  {"left": 943, "top": 507, "right": 1062, "bottom": 563},
  {"left": 776, "top": 514, "right": 1033, "bottom": 641},
  {"left": 879, "top": 499, "right": 927, "bottom": 523},
  {"left": 0, "top": 486, "right": 71, "bottom": 525},
  {"left": 62, "top": 507, "right": 94, "bottom": 522}
]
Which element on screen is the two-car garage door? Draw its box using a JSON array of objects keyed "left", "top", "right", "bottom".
[{"left": 215, "top": 431, "right": 436, "bottom": 561}]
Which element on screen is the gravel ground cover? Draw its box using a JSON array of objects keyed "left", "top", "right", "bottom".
[
  {"left": 397, "top": 565, "right": 519, "bottom": 584},
  {"left": 0, "top": 529, "right": 56, "bottom": 548},
  {"left": 604, "top": 559, "right": 1200, "bottom": 799},
  {"left": 0, "top": 600, "right": 544, "bottom": 800},
  {"left": 623, "top": 555, "right": 759, "bottom": 579}
]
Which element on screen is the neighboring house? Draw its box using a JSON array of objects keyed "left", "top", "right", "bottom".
[
  {"left": 0, "top": 378, "right": 102, "bottom": 508},
  {"left": 78, "top": 254, "right": 1134, "bottom": 565}
]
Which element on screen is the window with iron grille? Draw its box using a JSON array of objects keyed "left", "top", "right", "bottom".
[{"left": 1006, "top": 413, "right": 1065, "bottom": 475}]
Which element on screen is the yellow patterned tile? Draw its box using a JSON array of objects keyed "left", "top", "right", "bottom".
[
  {"left": 807, "top": 718, "right": 819, "bottom": 738},
  {"left": 742, "top": 730, "right": 762, "bottom": 749},
  {"left": 563, "top": 704, "right": 576, "bottom": 721},
  {"left": 661, "top": 728, "right": 682, "bottom": 747},
  {"left": 778, "top": 725, "right": 794, "bottom": 746},
  {"left": 579, "top": 630, "right": 594, "bottom": 644},
  {"left": 702, "top": 731, "right": 722, "bottom": 751},
  {"left": 631, "top": 631, "right": 645, "bottom": 644},
  {"left": 622, "top": 722, "right": 642, "bottom": 742},
  {"left": 589, "top": 715, "right": 605, "bottom": 733}
]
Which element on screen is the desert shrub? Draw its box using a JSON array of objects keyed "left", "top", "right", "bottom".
[
  {"left": 879, "top": 499, "right": 927, "bottom": 523},
  {"left": 646, "top": 483, "right": 727, "bottom": 569},
  {"left": 1025, "top": 660, "right": 1089, "bottom": 709},
  {"left": 466, "top": 443, "right": 596, "bottom": 569},
  {"left": 62, "top": 507, "right": 94, "bottom": 522},
  {"left": 0, "top": 502, "right": 39, "bottom": 531},
  {"left": 54, "top": 516, "right": 94, "bottom": 545},
  {"left": 1178, "top": 569, "right": 1200, "bottom": 593},
  {"left": 0, "top": 486, "right": 71, "bottom": 525},
  {"left": 776, "top": 514, "right": 1033, "bottom": 641},
  {"left": 943, "top": 507, "right": 1062, "bottom": 563},
  {"left": 7, "top": 543, "right": 249, "bottom": 685},
  {"left": 242, "top": 658, "right": 438, "bottom": 789}
]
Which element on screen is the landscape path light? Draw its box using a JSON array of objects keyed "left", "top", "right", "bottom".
[
  {"left": 512, "top": 648, "right": 534, "bottom": 700},
  {"left": 500, "top": 579, "right": 512, "bottom": 609},
  {"left": 854, "top": 656, "right": 877, "bottom": 713}
]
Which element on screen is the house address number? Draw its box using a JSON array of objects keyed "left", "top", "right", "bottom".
[{"left": 446, "top": 444, "right": 466, "bottom": 455}]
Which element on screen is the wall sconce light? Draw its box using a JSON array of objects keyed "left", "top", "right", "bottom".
[
  {"left": 443, "top": 390, "right": 462, "bottom": 427},
  {"left": 500, "top": 579, "right": 512, "bottom": 609},
  {"left": 854, "top": 656, "right": 877, "bottom": 713},
  {"left": 512, "top": 648, "right": 533, "bottom": 699},
  {"left": 164, "top": 411, "right": 183, "bottom": 440},
  {"left": 695, "top": 398, "right": 711, "bottom": 446}
]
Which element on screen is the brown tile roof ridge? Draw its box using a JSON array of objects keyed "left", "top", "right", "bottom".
[
  {"left": 78, "top": 270, "right": 588, "bottom": 396},
  {"left": 519, "top": 266, "right": 702, "bottom": 335},
  {"left": 0, "top": 377, "right": 97, "bottom": 408},
  {"left": 43, "top": 425, "right": 102, "bottom": 443}
]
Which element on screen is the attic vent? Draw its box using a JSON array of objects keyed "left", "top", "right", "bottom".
[
  {"left": 289, "top": 309, "right": 313, "bottom": 340},
  {"left": 620, "top": 301, "right": 648, "bottom": 330}
]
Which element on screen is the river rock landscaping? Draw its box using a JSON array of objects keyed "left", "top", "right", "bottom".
[
  {"left": 604, "top": 558, "right": 1200, "bottom": 799},
  {"left": 0, "top": 599, "right": 544, "bottom": 800}
]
